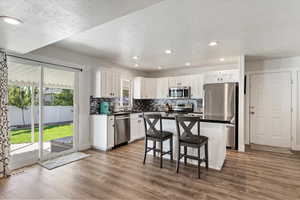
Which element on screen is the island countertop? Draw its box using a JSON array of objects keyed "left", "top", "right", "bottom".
[{"left": 159, "top": 112, "right": 233, "bottom": 124}]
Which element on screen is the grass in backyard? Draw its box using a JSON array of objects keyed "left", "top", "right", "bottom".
[{"left": 10, "top": 124, "right": 73, "bottom": 144}]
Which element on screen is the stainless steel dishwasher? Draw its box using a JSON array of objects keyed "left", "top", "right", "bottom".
[{"left": 114, "top": 113, "right": 131, "bottom": 146}]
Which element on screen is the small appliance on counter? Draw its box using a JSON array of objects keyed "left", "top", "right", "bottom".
[{"left": 100, "top": 101, "right": 111, "bottom": 114}]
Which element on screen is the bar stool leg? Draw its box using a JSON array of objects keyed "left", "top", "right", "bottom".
[
  {"left": 160, "top": 141, "right": 163, "bottom": 168},
  {"left": 176, "top": 142, "right": 181, "bottom": 173},
  {"left": 205, "top": 142, "right": 209, "bottom": 170},
  {"left": 143, "top": 138, "right": 148, "bottom": 164},
  {"left": 184, "top": 146, "right": 187, "bottom": 166},
  {"left": 153, "top": 140, "right": 156, "bottom": 157},
  {"left": 170, "top": 137, "right": 173, "bottom": 161},
  {"left": 198, "top": 146, "right": 201, "bottom": 179}
]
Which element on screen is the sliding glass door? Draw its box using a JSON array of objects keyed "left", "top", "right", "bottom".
[
  {"left": 41, "top": 67, "right": 76, "bottom": 160},
  {"left": 8, "top": 60, "right": 41, "bottom": 169},
  {"left": 8, "top": 57, "right": 78, "bottom": 169}
]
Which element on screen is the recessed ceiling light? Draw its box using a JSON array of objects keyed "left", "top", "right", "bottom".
[
  {"left": 164, "top": 49, "right": 172, "bottom": 54},
  {"left": 219, "top": 58, "right": 225, "bottom": 62},
  {"left": 0, "top": 16, "right": 23, "bottom": 25},
  {"left": 158, "top": 66, "right": 162, "bottom": 70},
  {"left": 185, "top": 62, "right": 191, "bottom": 66},
  {"left": 208, "top": 41, "right": 219, "bottom": 47},
  {"left": 132, "top": 56, "right": 139, "bottom": 60},
  {"left": 134, "top": 64, "right": 139, "bottom": 67}
]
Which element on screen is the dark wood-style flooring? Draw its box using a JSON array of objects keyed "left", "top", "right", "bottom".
[{"left": 1, "top": 140, "right": 300, "bottom": 200}]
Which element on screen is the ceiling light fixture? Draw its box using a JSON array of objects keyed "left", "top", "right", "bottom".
[
  {"left": 132, "top": 56, "right": 139, "bottom": 60},
  {"left": 208, "top": 41, "right": 219, "bottom": 47},
  {"left": 219, "top": 58, "right": 225, "bottom": 62},
  {"left": 164, "top": 49, "right": 172, "bottom": 54},
  {"left": 134, "top": 64, "right": 139, "bottom": 67},
  {"left": 185, "top": 62, "right": 191, "bottom": 66},
  {"left": 0, "top": 16, "right": 23, "bottom": 25}
]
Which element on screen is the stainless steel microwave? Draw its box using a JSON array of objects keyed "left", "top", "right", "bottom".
[{"left": 168, "top": 87, "right": 191, "bottom": 98}]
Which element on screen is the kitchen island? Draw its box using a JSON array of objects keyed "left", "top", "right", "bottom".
[{"left": 146, "top": 112, "right": 232, "bottom": 170}]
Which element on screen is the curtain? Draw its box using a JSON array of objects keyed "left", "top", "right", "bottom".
[{"left": 0, "top": 51, "right": 10, "bottom": 178}]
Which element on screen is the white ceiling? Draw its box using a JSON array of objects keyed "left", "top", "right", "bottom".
[
  {"left": 54, "top": 0, "right": 300, "bottom": 71},
  {"left": 0, "top": 0, "right": 163, "bottom": 54}
]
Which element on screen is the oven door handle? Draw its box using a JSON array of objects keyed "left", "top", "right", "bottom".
[{"left": 115, "top": 117, "right": 130, "bottom": 120}]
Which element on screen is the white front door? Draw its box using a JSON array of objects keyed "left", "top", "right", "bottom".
[{"left": 250, "top": 72, "right": 292, "bottom": 148}]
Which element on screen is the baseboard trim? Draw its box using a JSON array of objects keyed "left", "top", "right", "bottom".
[{"left": 79, "top": 144, "right": 91, "bottom": 151}]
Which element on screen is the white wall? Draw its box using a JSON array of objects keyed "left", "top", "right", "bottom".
[
  {"left": 245, "top": 56, "right": 300, "bottom": 150},
  {"left": 23, "top": 45, "right": 143, "bottom": 151}
]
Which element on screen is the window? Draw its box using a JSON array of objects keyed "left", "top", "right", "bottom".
[{"left": 120, "top": 79, "right": 131, "bottom": 107}]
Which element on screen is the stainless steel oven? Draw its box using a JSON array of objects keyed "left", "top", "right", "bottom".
[{"left": 168, "top": 86, "right": 191, "bottom": 98}]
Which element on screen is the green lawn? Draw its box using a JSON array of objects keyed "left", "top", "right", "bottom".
[{"left": 10, "top": 124, "right": 73, "bottom": 144}]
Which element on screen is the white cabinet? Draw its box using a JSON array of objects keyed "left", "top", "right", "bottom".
[
  {"left": 130, "top": 113, "right": 145, "bottom": 142},
  {"left": 92, "top": 115, "right": 114, "bottom": 151},
  {"left": 134, "top": 77, "right": 157, "bottom": 99},
  {"left": 156, "top": 77, "right": 169, "bottom": 98},
  {"left": 93, "top": 70, "right": 121, "bottom": 98},
  {"left": 204, "top": 70, "right": 239, "bottom": 84},
  {"left": 107, "top": 116, "right": 115, "bottom": 149},
  {"left": 144, "top": 78, "right": 157, "bottom": 99},
  {"left": 189, "top": 74, "right": 204, "bottom": 98},
  {"left": 168, "top": 76, "right": 190, "bottom": 87}
]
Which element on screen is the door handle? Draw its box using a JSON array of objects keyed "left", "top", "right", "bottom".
[{"left": 250, "top": 111, "right": 255, "bottom": 114}]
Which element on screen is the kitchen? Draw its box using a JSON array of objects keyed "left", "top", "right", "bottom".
[
  {"left": 2, "top": 0, "right": 300, "bottom": 199},
  {"left": 91, "top": 68, "right": 241, "bottom": 172}
]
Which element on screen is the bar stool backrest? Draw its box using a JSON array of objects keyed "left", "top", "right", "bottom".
[
  {"left": 143, "top": 114, "right": 162, "bottom": 136},
  {"left": 175, "top": 116, "right": 200, "bottom": 138}
]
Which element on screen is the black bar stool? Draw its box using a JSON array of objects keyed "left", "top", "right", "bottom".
[
  {"left": 143, "top": 114, "right": 173, "bottom": 168},
  {"left": 175, "top": 116, "right": 208, "bottom": 178}
]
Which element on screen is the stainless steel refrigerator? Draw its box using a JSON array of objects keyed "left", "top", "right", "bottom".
[{"left": 203, "top": 83, "right": 238, "bottom": 149}]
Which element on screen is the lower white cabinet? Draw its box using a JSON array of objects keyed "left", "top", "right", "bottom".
[
  {"left": 130, "top": 113, "right": 145, "bottom": 142},
  {"left": 92, "top": 115, "right": 114, "bottom": 151}
]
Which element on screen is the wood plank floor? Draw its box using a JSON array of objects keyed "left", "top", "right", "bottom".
[{"left": 1, "top": 140, "right": 300, "bottom": 200}]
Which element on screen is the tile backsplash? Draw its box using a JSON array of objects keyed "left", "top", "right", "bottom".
[
  {"left": 132, "top": 98, "right": 203, "bottom": 112},
  {"left": 90, "top": 96, "right": 203, "bottom": 114},
  {"left": 90, "top": 97, "right": 120, "bottom": 115}
]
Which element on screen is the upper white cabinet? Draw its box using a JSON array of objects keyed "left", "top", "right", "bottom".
[
  {"left": 93, "top": 70, "right": 121, "bottom": 98},
  {"left": 134, "top": 77, "right": 157, "bottom": 99},
  {"left": 168, "top": 76, "right": 190, "bottom": 87},
  {"left": 133, "top": 70, "right": 238, "bottom": 99},
  {"left": 156, "top": 77, "right": 169, "bottom": 98},
  {"left": 204, "top": 70, "right": 239, "bottom": 84},
  {"left": 189, "top": 74, "right": 204, "bottom": 98}
]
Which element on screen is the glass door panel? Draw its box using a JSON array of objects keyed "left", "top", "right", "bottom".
[
  {"left": 41, "top": 67, "right": 75, "bottom": 160},
  {"left": 7, "top": 60, "right": 41, "bottom": 169}
]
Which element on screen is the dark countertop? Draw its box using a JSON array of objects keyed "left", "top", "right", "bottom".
[
  {"left": 160, "top": 113, "right": 232, "bottom": 124},
  {"left": 92, "top": 111, "right": 232, "bottom": 124}
]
